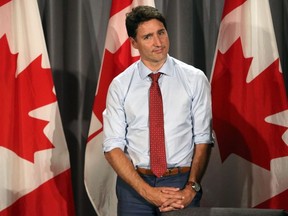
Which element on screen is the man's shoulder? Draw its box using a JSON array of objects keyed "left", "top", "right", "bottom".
[
  {"left": 170, "top": 56, "right": 205, "bottom": 76},
  {"left": 113, "top": 60, "right": 139, "bottom": 81}
]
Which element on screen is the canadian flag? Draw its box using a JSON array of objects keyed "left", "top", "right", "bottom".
[
  {"left": 84, "top": 0, "right": 155, "bottom": 215},
  {"left": 202, "top": 0, "right": 288, "bottom": 209},
  {"left": 0, "top": 0, "right": 75, "bottom": 215}
]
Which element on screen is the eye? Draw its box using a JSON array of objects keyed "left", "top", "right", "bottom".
[
  {"left": 144, "top": 34, "right": 152, "bottom": 40},
  {"left": 158, "top": 30, "right": 166, "bottom": 35}
]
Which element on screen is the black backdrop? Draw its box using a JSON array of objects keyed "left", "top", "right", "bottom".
[{"left": 37, "top": 0, "right": 288, "bottom": 215}]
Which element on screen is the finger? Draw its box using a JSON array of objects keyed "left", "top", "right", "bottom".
[
  {"left": 161, "top": 193, "right": 184, "bottom": 201},
  {"left": 166, "top": 201, "right": 185, "bottom": 210},
  {"left": 161, "top": 198, "right": 178, "bottom": 208},
  {"left": 160, "top": 187, "right": 180, "bottom": 192},
  {"left": 159, "top": 202, "right": 184, "bottom": 212},
  {"left": 161, "top": 190, "right": 176, "bottom": 195},
  {"left": 159, "top": 206, "right": 175, "bottom": 212},
  {"left": 161, "top": 198, "right": 185, "bottom": 209},
  {"left": 161, "top": 189, "right": 183, "bottom": 197},
  {"left": 162, "top": 190, "right": 184, "bottom": 199}
]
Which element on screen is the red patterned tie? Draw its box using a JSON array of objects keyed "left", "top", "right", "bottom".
[{"left": 149, "top": 73, "right": 167, "bottom": 177}]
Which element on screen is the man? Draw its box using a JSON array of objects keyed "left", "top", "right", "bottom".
[{"left": 103, "top": 5, "right": 213, "bottom": 215}]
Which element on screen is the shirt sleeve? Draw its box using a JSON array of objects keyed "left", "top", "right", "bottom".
[
  {"left": 102, "top": 79, "right": 127, "bottom": 152},
  {"left": 191, "top": 71, "right": 214, "bottom": 145}
]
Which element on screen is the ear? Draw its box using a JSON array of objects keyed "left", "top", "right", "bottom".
[{"left": 130, "top": 37, "right": 138, "bottom": 49}]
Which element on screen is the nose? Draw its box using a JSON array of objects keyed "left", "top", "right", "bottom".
[{"left": 153, "top": 35, "right": 161, "bottom": 46}]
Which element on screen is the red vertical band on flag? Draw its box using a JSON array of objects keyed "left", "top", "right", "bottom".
[
  {"left": 221, "top": 0, "right": 247, "bottom": 20},
  {"left": 110, "top": 0, "right": 132, "bottom": 17},
  {"left": 205, "top": 0, "right": 288, "bottom": 210},
  {"left": 0, "top": 0, "right": 75, "bottom": 214}
]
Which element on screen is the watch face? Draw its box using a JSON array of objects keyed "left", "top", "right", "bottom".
[{"left": 192, "top": 182, "right": 201, "bottom": 192}]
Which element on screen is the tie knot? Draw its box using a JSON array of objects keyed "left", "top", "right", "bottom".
[{"left": 150, "top": 73, "right": 161, "bottom": 82}]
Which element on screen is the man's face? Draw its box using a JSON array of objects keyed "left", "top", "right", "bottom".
[{"left": 131, "top": 19, "right": 169, "bottom": 70}]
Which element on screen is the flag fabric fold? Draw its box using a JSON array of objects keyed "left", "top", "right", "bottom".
[
  {"left": 202, "top": 0, "right": 288, "bottom": 209},
  {"left": 0, "top": 0, "right": 75, "bottom": 215},
  {"left": 84, "top": 0, "right": 155, "bottom": 215}
]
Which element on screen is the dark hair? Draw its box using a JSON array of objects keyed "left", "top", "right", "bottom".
[{"left": 126, "top": 5, "right": 167, "bottom": 39}]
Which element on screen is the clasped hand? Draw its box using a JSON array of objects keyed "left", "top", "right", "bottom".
[{"left": 146, "top": 186, "right": 196, "bottom": 212}]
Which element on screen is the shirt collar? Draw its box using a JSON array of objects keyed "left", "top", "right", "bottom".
[{"left": 138, "top": 55, "right": 174, "bottom": 79}]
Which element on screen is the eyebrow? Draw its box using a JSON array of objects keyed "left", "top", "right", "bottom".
[
  {"left": 142, "top": 33, "right": 153, "bottom": 38},
  {"left": 142, "top": 28, "right": 166, "bottom": 38}
]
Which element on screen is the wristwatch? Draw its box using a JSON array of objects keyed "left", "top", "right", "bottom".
[{"left": 186, "top": 181, "right": 201, "bottom": 192}]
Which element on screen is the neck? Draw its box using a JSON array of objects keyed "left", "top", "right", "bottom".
[{"left": 142, "top": 57, "right": 167, "bottom": 72}]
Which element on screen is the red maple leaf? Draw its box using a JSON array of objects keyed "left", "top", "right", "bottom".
[
  {"left": 212, "top": 38, "right": 288, "bottom": 170},
  {"left": 0, "top": 35, "right": 56, "bottom": 163}
]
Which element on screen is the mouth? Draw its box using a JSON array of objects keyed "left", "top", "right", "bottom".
[{"left": 153, "top": 47, "right": 165, "bottom": 54}]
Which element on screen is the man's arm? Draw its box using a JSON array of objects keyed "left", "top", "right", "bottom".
[
  {"left": 180, "top": 143, "right": 212, "bottom": 205},
  {"left": 188, "top": 143, "right": 212, "bottom": 183},
  {"left": 104, "top": 148, "right": 183, "bottom": 207}
]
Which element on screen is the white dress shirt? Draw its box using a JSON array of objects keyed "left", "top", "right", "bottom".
[{"left": 103, "top": 55, "right": 213, "bottom": 168}]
